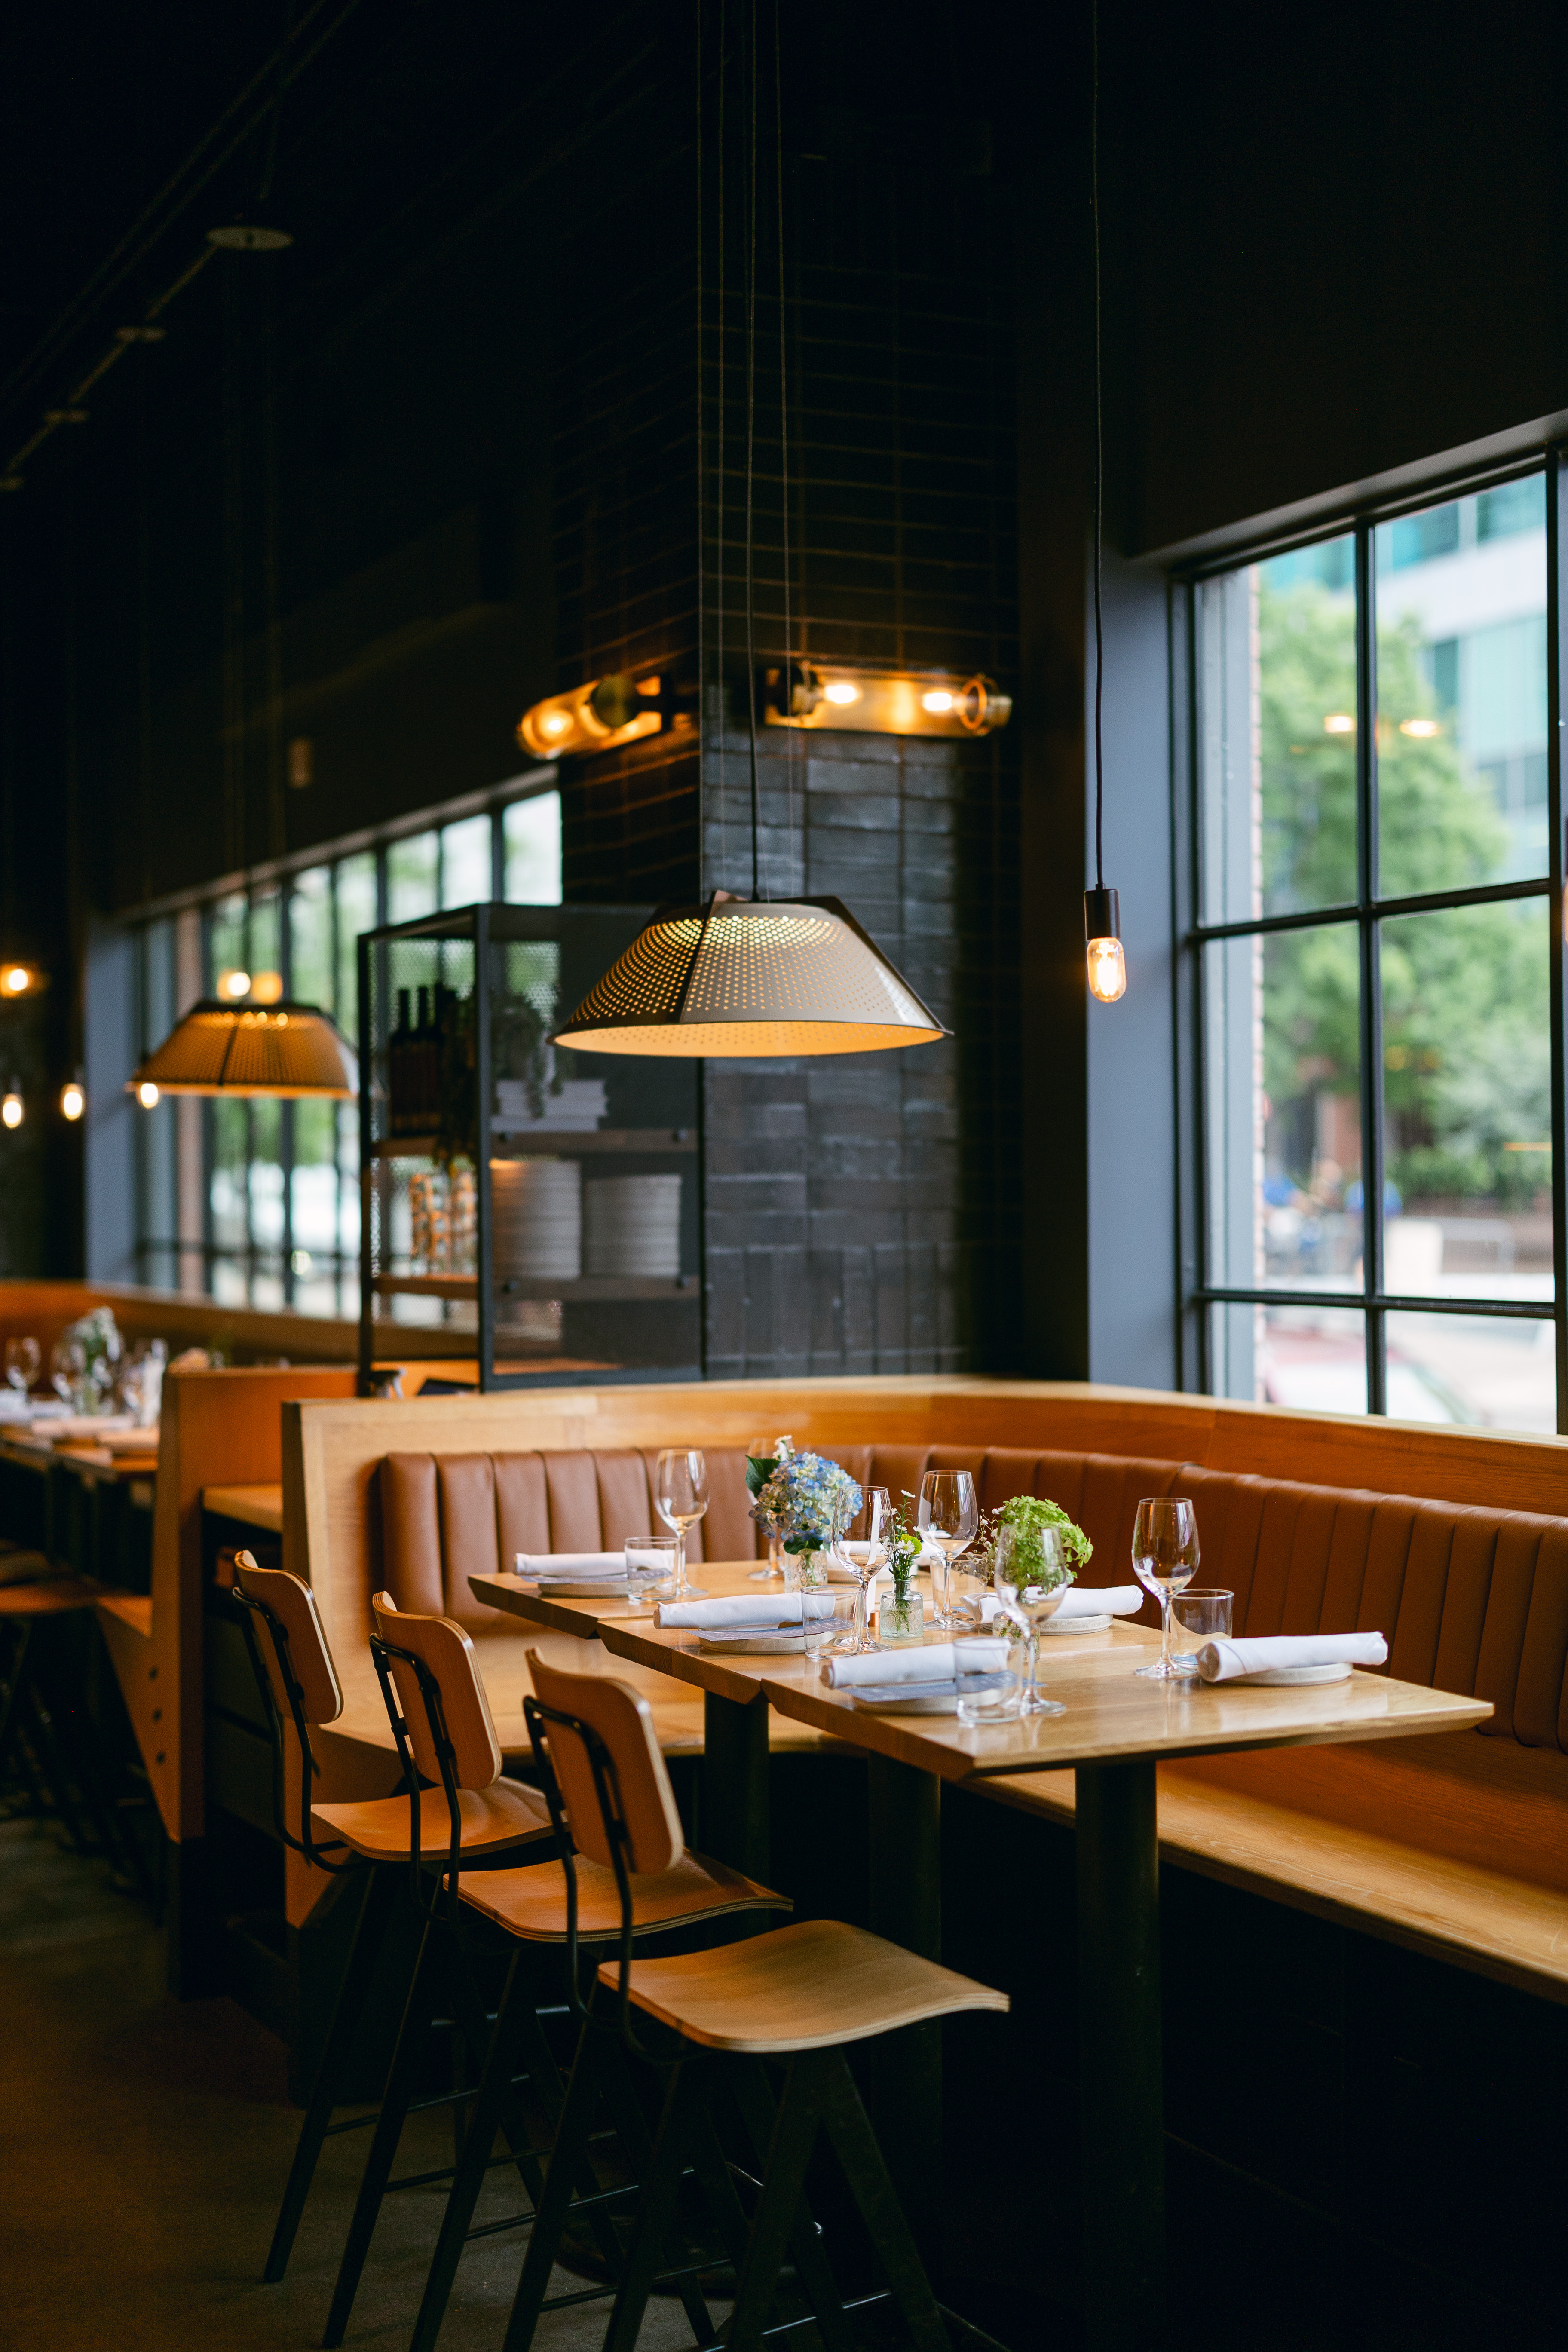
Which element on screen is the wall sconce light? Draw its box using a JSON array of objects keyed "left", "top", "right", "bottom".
[
  {"left": 60, "top": 1073, "right": 86, "bottom": 1121},
  {"left": 761, "top": 661, "right": 1011, "bottom": 738},
  {"left": 1, "top": 962, "right": 44, "bottom": 997},
  {"left": 517, "top": 672, "right": 685, "bottom": 760},
  {"left": 136, "top": 1081, "right": 161, "bottom": 1109},
  {"left": 2, "top": 1081, "right": 22, "bottom": 1128}
]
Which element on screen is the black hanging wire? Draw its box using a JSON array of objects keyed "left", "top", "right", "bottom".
[
  {"left": 713, "top": 0, "right": 728, "bottom": 891},
  {"left": 1090, "top": 0, "right": 1106, "bottom": 895},
  {"left": 772, "top": 0, "right": 796, "bottom": 898},
  {"left": 743, "top": 0, "right": 762, "bottom": 900}
]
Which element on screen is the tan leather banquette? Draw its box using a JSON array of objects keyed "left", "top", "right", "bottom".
[{"left": 375, "top": 1439, "right": 1568, "bottom": 1752}]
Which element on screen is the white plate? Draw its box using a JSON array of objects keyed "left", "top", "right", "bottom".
[
  {"left": 1041, "top": 1613, "right": 1113, "bottom": 1635},
  {"left": 1223, "top": 1661, "right": 1353, "bottom": 1686}
]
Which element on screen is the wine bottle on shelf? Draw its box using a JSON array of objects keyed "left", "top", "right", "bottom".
[
  {"left": 414, "top": 986, "right": 433, "bottom": 1135},
  {"left": 388, "top": 988, "right": 412, "bottom": 1138}
]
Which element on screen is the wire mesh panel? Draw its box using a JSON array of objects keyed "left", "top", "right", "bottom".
[{"left": 357, "top": 903, "right": 701, "bottom": 1390}]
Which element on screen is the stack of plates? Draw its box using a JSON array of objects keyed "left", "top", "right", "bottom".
[
  {"left": 495, "top": 1078, "right": 606, "bottom": 1131},
  {"left": 490, "top": 1158, "right": 582, "bottom": 1280},
  {"left": 584, "top": 1174, "right": 682, "bottom": 1278}
]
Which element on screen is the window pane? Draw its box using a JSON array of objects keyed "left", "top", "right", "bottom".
[
  {"left": 1384, "top": 1310, "right": 1556, "bottom": 1433},
  {"left": 249, "top": 892, "right": 282, "bottom": 997},
  {"left": 336, "top": 852, "right": 377, "bottom": 1039},
  {"left": 209, "top": 893, "right": 247, "bottom": 992},
  {"left": 1379, "top": 897, "right": 1553, "bottom": 1299},
  {"left": 289, "top": 867, "right": 334, "bottom": 1012},
  {"left": 441, "top": 813, "right": 494, "bottom": 908},
  {"left": 1198, "top": 536, "right": 1358, "bottom": 924},
  {"left": 1375, "top": 479, "right": 1547, "bottom": 893},
  {"left": 504, "top": 791, "right": 563, "bottom": 903},
  {"left": 1204, "top": 922, "right": 1363, "bottom": 1291},
  {"left": 387, "top": 830, "right": 438, "bottom": 922},
  {"left": 1256, "top": 1303, "right": 1369, "bottom": 1414}
]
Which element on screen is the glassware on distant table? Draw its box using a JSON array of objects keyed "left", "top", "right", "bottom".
[
  {"left": 625, "top": 1536, "right": 680, "bottom": 1591},
  {"left": 1131, "top": 1497, "right": 1201, "bottom": 1680},
  {"left": 954, "top": 1632, "right": 1023, "bottom": 1724},
  {"left": 655, "top": 1448, "right": 708, "bottom": 1601},
  {"left": 993, "top": 1524, "right": 1069, "bottom": 1716},
  {"left": 747, "top": 1438, "right": 782, "bottom": 1579},
  {"left": 4, "top": 1336, "right": 40, "bottom": 1397},
  {"left": 50, "top": 1335, "right": 84, "bottom": 1408},
  {"left": 1168, "top": 1587, "right": 1232, "bottom": 1672},
  {"left": 916, "top": 1470, "right": 979, "bottom": 1629}
]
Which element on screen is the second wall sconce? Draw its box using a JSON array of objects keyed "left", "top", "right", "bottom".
[
  {"left": 761, "top": 660, "right": 1011, "bottom": 738},
  {"left": 517, "top": 671, "right": 692, "bottom": 760}
]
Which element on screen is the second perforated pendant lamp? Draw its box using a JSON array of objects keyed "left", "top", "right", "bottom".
[{"left": 553, "top": 891, "right": 946, "bottom": 1057}]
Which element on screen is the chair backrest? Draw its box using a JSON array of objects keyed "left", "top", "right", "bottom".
[
  {"left": 371, "top": 1592, "right": 503, "bottom": 1792},
  {"left": 233, "top": 1553, "right": 343, "bottom": 1726},
  {"left": 526, "top": 1646, "right": 684, "bottom": 1876}
]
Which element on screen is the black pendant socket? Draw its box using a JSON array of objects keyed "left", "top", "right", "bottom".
[{"left": 1084, "top": 885, "right": 1121, "bottom": 941}]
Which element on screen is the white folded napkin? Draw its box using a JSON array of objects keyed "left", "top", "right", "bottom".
[
  {"left": 971, "top": 1583, "right": 1144, "bottom": 1623},
  {"left": 514, "top": 1551, "right": 629, "bottom": 1578},
  {"left": 821, "top": 1638, "right": 1011, "bottom": 1689},
  {"left": 1196, "top": 1631, "right": 1388, "bottom": 1683},
  {"left": 657, "top": 1592, "right": 838, "bottom": 1630}
]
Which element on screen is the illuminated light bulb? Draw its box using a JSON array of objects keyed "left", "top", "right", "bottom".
[
  {"left": 249, "top": 968, "right": 284, "bottom": 1004},
  {"left": 1323, "top": 714, "right": 1354, "bottom": 735},
  {"left": 60, "top": 1080, "right": 85, "bottom": 1121},
  {"left": 4, "top": 965, "right": 29, "bottom": 993},
  {"left": 1400, "top": 717, "right": 1440, "bottom": 738},
  {"left": 218, "top": 968, "right": 252, "bottom": 1000},
  {"left": 541, "top": 710, "right": 570, "bottom": 735},
  {"left": 1, "top": 1084, "right": 21, "bottom": 1128},
  {"left": 921, "top": 689, "right": 955, "bottom": 714},
  {"left": 137, "top": 1081, "right": 160, "bottom": 1109},
  {"left": 1087, "top": 936, "right": 1127, "bottom": 1003},
  {"left": 822, "top": 680, "right": 861, "bottom": 706}
]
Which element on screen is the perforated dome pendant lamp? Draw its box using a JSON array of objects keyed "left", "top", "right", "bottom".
[
  {"left": 127, "top": 998, "right": 358, "bottom": 1098},
  {"left": 552, "top": 891, "right": 948, "bottom": 1058}
]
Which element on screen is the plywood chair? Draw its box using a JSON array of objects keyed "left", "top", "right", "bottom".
[
  {"left": 231, "top": 1558, "right": 553, "bottom": 2290},
  {"left": 501, "top": 1649, "right": 1009, "bottom": 2352}
]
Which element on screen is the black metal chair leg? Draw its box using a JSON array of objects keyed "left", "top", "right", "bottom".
[
  {"left": 600, "top": 2060, "right": 711, "bottom": 2352},
  {"left": 0, "top": 1620, "right": 32, "bottom": 1783},
  {"left": 25, "top": 1683, "right": 94, "bottom": 1855},
  {"left": 322, "top": 1917, "right": 439, "bottom": 2346},
  {"left": 723, "top": 2057, "right": 828, "bottom": 2352},
  {"left": 815, "top": 2050, "right": 949, "bottom": 2352},
  {"left": 264, "top": 1864, "right": 397, "bottom": 2283},
  {"left": 594, "top": 2038, "right": 714, "bottom": 2346},
  {"left": 502, "top": 2016, "right": 617, "bottom": 2352},
  {"left": 726, "top": 2057, "right": 859, "bottom": 2352}
]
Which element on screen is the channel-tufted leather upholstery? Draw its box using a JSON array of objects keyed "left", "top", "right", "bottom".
[{"left": 379, "top": 1442, "right": 1568, "bottom": 1752}]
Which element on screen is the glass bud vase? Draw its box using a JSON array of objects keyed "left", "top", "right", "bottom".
[
  {"left": 876, "top": 1587, "right": 924, "bottom": 1644},
  {"left": 784, "top": 1547, "right": 832, "bottom": 1592}
]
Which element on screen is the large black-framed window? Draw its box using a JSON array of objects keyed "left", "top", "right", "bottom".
[
  {"left": 1175, "top": 454, "right": 1567, "bottom": 1434},
  {"left": 129, "top": 782, "right": 562, "bottom": 1317}
]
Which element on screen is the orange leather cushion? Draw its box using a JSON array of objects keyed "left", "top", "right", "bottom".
[{"left": 381, "top": 1454, "right": 446, "bottom": 1615}]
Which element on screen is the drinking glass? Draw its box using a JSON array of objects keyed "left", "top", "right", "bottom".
[
  {"left": 838, "top": 1484, "right": 889, "bottom": 1654},
  {"left": 916, "top": 1470, "right": 979, "bottom": 1629},
  {"left": 50, "top": 1335, "right": 83, "bottom": 1407},
  {"left": 625, "top": 1536, "right": 680, "bottom": 1592},
  {"left": 656, "top": 1448, "right": 708, "bottom": 1602},
  {"left": 1131, "top": 1497, "right": 1201, "bottom": 1680},
  {"left": 994, "top": 1524, "right": 1068, "bottom": 1716},
  {"left": 1168, "top": 1588, "right": 1232, "bottom": 1673},
  {"left": 4, "top": 1336, "right": 40, "bottom": 1397}
]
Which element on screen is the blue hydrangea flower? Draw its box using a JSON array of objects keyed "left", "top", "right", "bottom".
[{"left": 748, "top": 1448, "right": 863, "bottom": 1553}]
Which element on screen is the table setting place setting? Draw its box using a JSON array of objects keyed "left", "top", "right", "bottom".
[{"left": 508, "top": 1445, "right": 1390, "bottom": 1709}]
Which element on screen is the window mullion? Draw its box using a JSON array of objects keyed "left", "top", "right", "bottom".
[
  {"left": 1355, "top": 518, "right": 1387, "bottom": 1414},
  {"left": 1547, "top": 446, "right": 1568, "bottom": 1433}
]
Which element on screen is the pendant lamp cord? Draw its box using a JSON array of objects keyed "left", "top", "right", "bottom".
[
  {"left": 1090, "top": 0, "right": 1106, "bottom": 894},
  {"left": 743, "top": 0, "right": 761, "bottom": 900}
]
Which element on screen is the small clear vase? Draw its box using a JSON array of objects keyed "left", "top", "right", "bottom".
[
  {"left": 876, "top": 1589, "right": 924, "bottom": 1644},
  {"left": 783, "top": 1547, "right": 833, "bottom": 1592}
]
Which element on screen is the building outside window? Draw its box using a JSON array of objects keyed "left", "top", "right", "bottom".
[
  {"left": 1182, "top": 467, "right": 1562, "bottom": 1431},
  {"left": 130, "top": 781, "right": 562, "bottom": 1318}
]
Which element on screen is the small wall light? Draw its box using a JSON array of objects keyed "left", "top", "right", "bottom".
[
  {"left": 2, "top": 963, "right": 43, "bottom": 996},
  {"left": 517, "top": 672, "right": 674, "bottom": 760},
  {"left": 248, "top": 970, "right": 285, "bottom": 1005},
  {"left": 137, "top": 1081, "right": 161, "bottom": 1109},
  {"left": 217, "top": 968, "right": 252, "bottom": 1001},
  {"left": 1400, "top": 717, "right": 1441, "bottom": 739},
  {"left": 761, "top": 660, "right": 1010, "bottom": 738},
  {"left": 2, "top": 1081, "right": 22, "bottom": 1127},
  {"left": 1323, "top": 713, "right": 1355, "bottom": 735},
  {"left": 60, "top": 1074, "right": 86, "bottom": 1121},
  {"left": 288, "top": 736, "right": 313, "bottom": 788}
]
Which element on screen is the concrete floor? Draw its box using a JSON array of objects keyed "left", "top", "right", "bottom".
[{"left": 0, "top": 1816, "right": 716, "bottom": 2352}]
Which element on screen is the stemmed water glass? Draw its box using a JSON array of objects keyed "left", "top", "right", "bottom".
[
  {"left": 655, "top": 1448, "right": 708, "bottom": 1602},
  {"left": 840, "top": 1484, "right": 890, "bottom": 1654},
  {"left": 994, "top": 1523, "right": 1068, "bottom": 1716},
  {"left": 4, "top": 1336, "right": 40, "bottom": 1400},
  {"left": 1131, "top": 1496, "right": 1200, "bottom": 1681},
  {"left": 916, "top": 1470, "right": 978, "bottom": 1629}
]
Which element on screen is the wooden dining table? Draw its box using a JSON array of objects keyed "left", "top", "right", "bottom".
[{"left": 471, "top": 1561, "right": 1490, "bottom": 2352}]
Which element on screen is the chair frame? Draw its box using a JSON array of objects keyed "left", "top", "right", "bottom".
[{"left": 231, "top": 1578, "right": 354, "bottom": 1874}]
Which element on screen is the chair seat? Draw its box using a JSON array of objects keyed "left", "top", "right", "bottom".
[
  {"left": 459, "top": 1848, "right": 790, "bottom": 1943},
  {"left": 311, "top": 1775, "right": 553, "bottom": 1860},
  {"left": 599, "top": 1916, "right": 1008, "bottom": 2052},
  {"left": 0, "top": 1550, "right": 55, "bottom": 1587},
  {"left": 0, "top": 1576, "right": 101, "bottom": 1616}
]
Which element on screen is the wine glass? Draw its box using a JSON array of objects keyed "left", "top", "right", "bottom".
[
  {"left": 4, "top": 1335, "right": 40, "bottom": 1400},
  {"left": 1131, "top": 1496, "right": 1200, "bottom": 1681},
  {"left": 50, "top": 1334, "right": 83, "bottom": 1408},
  {"left": 916, "top": 1470, "right": 978, "bottom": 1629},
  {"left": 839, "top": 1484, "right": 889, "bottom": 1654},
  {"left": 994, "top": 1523, "right": 1068, "bottom": 1716},
  {"left": 655, "top": 1448, "right": 708, "bottom": 1602}
]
